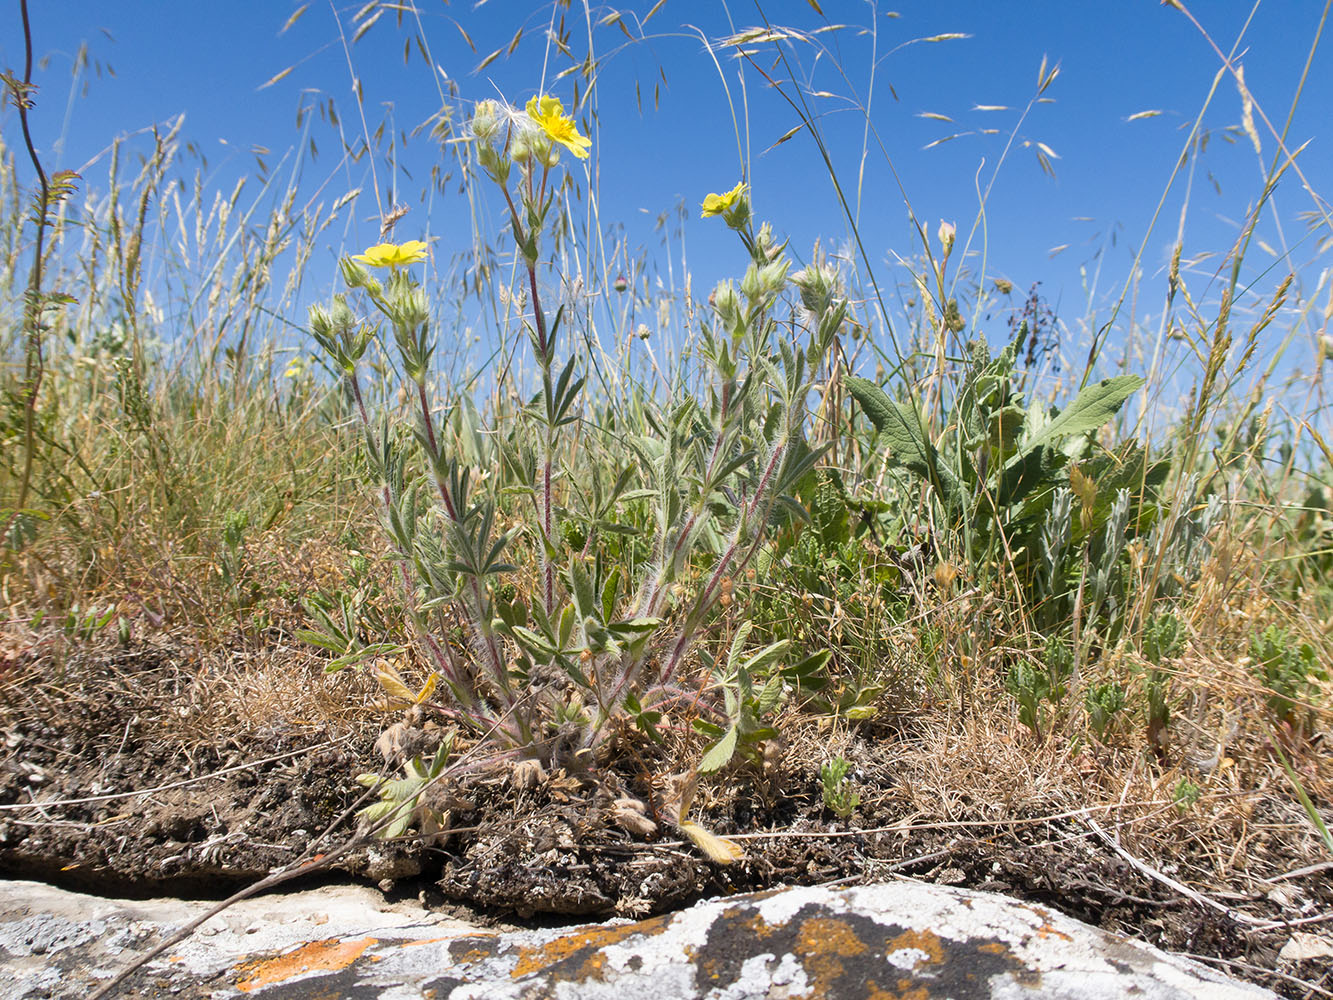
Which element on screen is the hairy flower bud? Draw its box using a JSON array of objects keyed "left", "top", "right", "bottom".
[
  {"left": 509, "top": 133, "right": 532, "bottom": 165},
  {"left": 470, "top": 99, "right": 502, "bottom": 143},
  {"left": 712, "top": 281, "right": 742, "bottom": 330},
  {"left": 340, "top": 257, "right": 373, "bottom": 291},
  {"left": 791, "top": 262, "right": 839, "bottom": 315},
  {"left": 477, "top": 142, "right": 510, "bottom": 185},
  {"left": 328, "top": 295, "right": 356, "bottom": 334},
  {"left": 308, "top": 303, "right": 332, "bottom": 340},
  {"left": 758, "top": 259, "right": 790, "bottom": 299}
]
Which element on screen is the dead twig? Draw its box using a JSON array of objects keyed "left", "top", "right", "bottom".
[
  {"left": 1182, "top": 951, "right": 1333, "bottom": 1000},
  {"left": 1085, "top": 817, "right": 1271, "bottom": 928}
]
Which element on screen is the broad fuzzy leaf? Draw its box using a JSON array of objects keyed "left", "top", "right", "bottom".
[
  {"left": 1019, "top": 375, "right": 1145, "bottom": 456},
  {"left": 845, "top": 376, "right": 962, "bottom": 510}
]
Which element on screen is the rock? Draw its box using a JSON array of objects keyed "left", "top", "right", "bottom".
[
  {"left": 1279, "top": 931, "right": 1333, "bottom": 963},
  {"left": 0, "top": 878, "right": 1272, "bottom": 999}
]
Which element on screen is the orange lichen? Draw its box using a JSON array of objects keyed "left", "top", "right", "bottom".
[
  {"left": 510, "top": 915, "right": 673, "bottom": 980},
  {"left": 796, "top": 916, "right": 871, "bottom": 984},
  {"left": 1035, "top": 919, "right": 1074, "bottom": 942},
  {"left": 885, "top": 928, "right": 946, "bottom": 967},
  {"left": 234, "top": 937, "right": 376, "bottom": 992},
  {"left": 868, "top": 984, "right": 929, "bottom": 1000}
]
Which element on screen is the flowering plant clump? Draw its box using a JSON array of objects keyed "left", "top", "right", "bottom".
[{"left": 303, "top": 90, "right": 846, "bottom": 856}]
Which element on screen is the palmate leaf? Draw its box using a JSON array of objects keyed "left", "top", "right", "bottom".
[{"left": 355, "top": 740, "right": 453, "bottom": 840}]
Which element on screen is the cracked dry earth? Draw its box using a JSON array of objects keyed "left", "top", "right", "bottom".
[{"left": 1, "top": 639, "right": 1330, "bottom": 997}]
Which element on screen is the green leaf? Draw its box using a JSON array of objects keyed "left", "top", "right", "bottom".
[
  {"left": 692, "top": 719, "right": 725, "bottom": 737},
  {"left": 739, "top": 639, "right": 792, "bottom": 676},
  {"left": 606, "top": 617, "right": 662, "bottom": 636},
  {"left": 512, "top": 625, "right": 557, "bottom": 656},
  {"left": 566, "top": 559, "right": 597, "bottom": 623},
  {"left": 784, "top": 650, "right": 831, "bottom": 692},
  {"left": 558, "top": 604, "right": 576, "bottom": 648},
  {"left": 295, "top": 628, "right": 347, "bottom": 654},
  {"left": 325, "top": 643, "right": 403, "bottom": 672},
  {"left": 756, "top": 676, "right": 786, "bottom": 716},
  {"left": 1020, "top": 375, "right": 1145, "bottom": 455},
  {"left": 698, "top": 725, "right": 739, "bottom": 773},
  {"left": 359, "top": 801, "right": 399, "bottom": 822},
  {"left": 601, "top": 566, "right": 621, "bottom": 622},
  {"left": 844, "top": 376, "right": 962, "bottom": 511},
  {"left": 726, "top": 620, "right": 756, "bottom": 674}
]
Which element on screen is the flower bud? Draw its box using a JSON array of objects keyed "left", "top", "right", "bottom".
[
  {"left": 756, "top": 222, "right": 781, "bottom": 260},
  {"left": 740, "top": 263, "right": 762, "bottom": 304},
  {"left": 509, "top": 134, "right": 532, "bottom": 164},
  {"left": 791, "top": 262, "right": 839, "bottom": 315},
  {"left": 477, "top": 143, "right": 510, "bottom": 185},
  {"left": 340, "top": 257, "right": 373, "bottom": 291},
  {"left": 470, "top": 99, "right": 502, "bottom": 143},
  {"left": 758, "top": 259, "right": 790, "bottom": 298},
  {"left": 712, "top": 281, "right": 742, "bottom": 329},
  {"left": 328, "top": 296, "right": 356, "bottom": 335},
  {"left": 938, "top": 220, "right": 956, "bottom": 255},
  {"left": 308, "top": 304, "right": 332, "bottom": 340}
]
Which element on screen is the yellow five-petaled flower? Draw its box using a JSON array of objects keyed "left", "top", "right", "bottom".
[
  {"left": 353, "top": 240, "right": 429, "bottom": 269},
  {"left": 700, "top": 181, "right": 748, "bottom": 218},
  {"left": 525, "top": 95, "right": 591, "bottom": 160}
]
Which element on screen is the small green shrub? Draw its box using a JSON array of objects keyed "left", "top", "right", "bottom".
[
  {"left": 845, "top": 335, "right": 1158, "bottom": 599},
  {"left": 1250, "top": 625, "right": 1325, "bottom": 737},
  {"left": 1085, "top": 681, "right": 1126, "bottom": 742},
  {"left": 1006, "top": 634, "right": 1074, "bottom": 740},
  {"left": 1172, "top": 776, "right": 1201, "bottom": 813},
  {"left": 355, "top": 738, "right": 454, "bottom": 839},
  {"left": 1141, "top": 612, "right": 1183, "bottom": 760},
  {"left": 820, "top": 755, "right": 860, "bottom": 818}
]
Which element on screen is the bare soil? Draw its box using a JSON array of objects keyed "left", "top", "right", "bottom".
[{"left": 1, "top": 636, "right": 1330, "bottom": 998}]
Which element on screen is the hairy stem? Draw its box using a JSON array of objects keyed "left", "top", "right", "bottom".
[{"left": 3, "top": 0, "right": 52, "bottom": 544}]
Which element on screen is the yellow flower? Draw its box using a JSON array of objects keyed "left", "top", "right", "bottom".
[
  {"left": 700, "top": 181, "right": 748, "bottom": 218},
  {"left": 525, "top": 94, "right": 591, "bottom": 160},
  {"left": 353, "top": 240, "right": 428, "bottom": 269}
]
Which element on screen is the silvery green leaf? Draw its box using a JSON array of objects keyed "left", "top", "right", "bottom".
[{"left": 698, "top": 725, "right": 739, "bottom": 773}]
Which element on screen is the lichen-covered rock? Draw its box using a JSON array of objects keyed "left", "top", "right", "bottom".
[{"left": 0, "top": 878, "right": 1272, "bottom": 999}]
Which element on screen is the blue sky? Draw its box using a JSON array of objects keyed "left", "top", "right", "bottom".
[{"left": 3, "top": 1, "right": 1330, "bottom": 403}]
